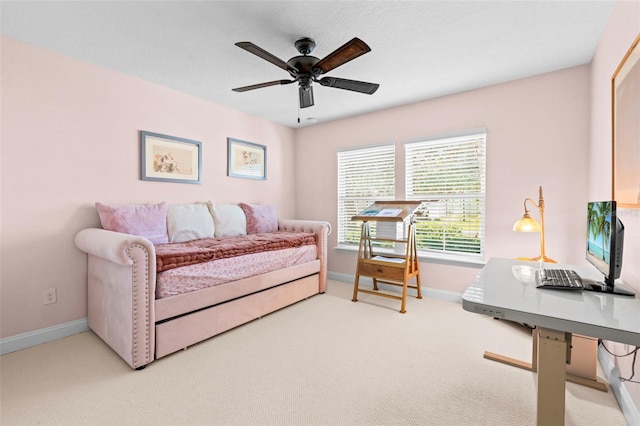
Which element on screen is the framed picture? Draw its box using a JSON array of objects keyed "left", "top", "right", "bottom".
[
  {"left": 140, "top": 131, "right": 202, "bottom": 184},
  {"left": 612, "top": 33, "right": 640, "bottom": 207},
  {"left": 227, "top": 138, "right": 266, "bottom": 180}
]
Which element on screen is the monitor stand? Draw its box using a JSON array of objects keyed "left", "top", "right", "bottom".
[{"left": 582, "top": 278, "right": 636, "bottom": 297}]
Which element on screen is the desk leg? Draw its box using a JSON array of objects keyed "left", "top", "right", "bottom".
[
  {"left": 537, "top": 327, "right": 568, "bottom": 426},
  {"left": 484, "top": 327, "right": 608, "bottom": 392}
]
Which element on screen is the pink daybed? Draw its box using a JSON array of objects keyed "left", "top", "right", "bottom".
[{"left": 74, "top": 202, "right": 331, "bottom": 369}]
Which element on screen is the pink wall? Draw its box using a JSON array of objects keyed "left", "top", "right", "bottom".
[
  {"left": 295, "top": 65, "right": 592, "bottom": 294},
  {"left": 0, "top": 37, "right": 296, "bottom": 338},
  {"left": 589, "top": 0, "right": 640, "bottom": 407}
]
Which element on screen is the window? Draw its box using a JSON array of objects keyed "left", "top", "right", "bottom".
[
  {"left": 405, "top": 130, "right": 486, "bottom": 260},
  {"left": 336, "top": 131, "right": 486, "bottom": 263},
  {"left": 337, "top": 143, "right": 395, "bottom": 245}
]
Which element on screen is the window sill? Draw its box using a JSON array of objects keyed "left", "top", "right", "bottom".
[{"left": 334, "top": 245, "right": 486, "bottom": 269}]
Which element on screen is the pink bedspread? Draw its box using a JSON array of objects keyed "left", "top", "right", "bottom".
[
  {"left": 154, "top": 231, "right": 317, "bottom": 272},
  {"left": 156, "top": 245, "right": 318, "bottom": 298}
]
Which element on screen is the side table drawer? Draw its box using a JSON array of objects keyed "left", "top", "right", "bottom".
[{"left": 358, "top": 261, "right": 405, "bottom": 281}]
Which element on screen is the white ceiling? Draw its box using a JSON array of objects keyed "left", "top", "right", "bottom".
[{"left": 1, "top": 0, "right": 614, "bottom": 128}]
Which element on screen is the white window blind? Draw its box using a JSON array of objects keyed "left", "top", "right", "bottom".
[
  {"left": 404, "top": 131, "right": 486, "bottom": 259},
  {"left": 337, "top": 143, "right": 395, "bottom": 245}
]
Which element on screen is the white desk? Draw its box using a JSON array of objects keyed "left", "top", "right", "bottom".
[{"left": 462, "top": 258, "right": 640, "bottom": 425}]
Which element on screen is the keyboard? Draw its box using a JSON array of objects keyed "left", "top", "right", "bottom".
[{"left": 536, "top": 268, "right": 584, "bottom": 291}]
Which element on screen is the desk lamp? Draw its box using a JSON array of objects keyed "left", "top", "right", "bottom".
[{"left": 513, "top": 186, "right": 557, "bottom": 263}]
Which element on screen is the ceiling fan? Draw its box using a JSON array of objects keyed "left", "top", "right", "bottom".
[{"left": 232, "top": 37, "right": 379, "bottom": 109}]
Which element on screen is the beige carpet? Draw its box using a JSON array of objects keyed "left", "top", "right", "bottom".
[{"left": 0, "top": 280, "right": 628, "bottom": 425}]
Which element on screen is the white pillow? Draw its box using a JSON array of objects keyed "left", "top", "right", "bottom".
[
  {"left": 167, "top": 203, "right": 215, "bottom": 243},
  {"left": 207, "top": 202, "right": 247, "bottom": 237}
]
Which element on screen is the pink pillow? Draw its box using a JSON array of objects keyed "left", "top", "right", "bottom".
[
  {"left": 95, "top": 202, "right": 169, "bottom": 244},
  {"left": 238, "top": 203, "right": 278, "bottom": 234}
]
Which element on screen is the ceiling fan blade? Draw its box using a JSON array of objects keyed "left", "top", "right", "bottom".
[
  {"left": 299, "top": 85, "right": 314, "bottom": 108},
  {"left": 235, "top": 42, "right": 298, "bottom": 74},
  {"left": 232, "top": 79, "right": 294, "bottom": 92},
  {"left": 313, "top": 38, "right": 371, "bottom": 74},
  {"left": 318, "top": 77, "right": 379, "bottom": 94}
]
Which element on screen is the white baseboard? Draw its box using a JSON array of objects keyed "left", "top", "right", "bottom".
[
  {"left": 327, "top": 271, "right": 462, "bottom": 303},
  {"left": 598, "top": 344, "right": 640, "bottom": 425},
  {"left": 0, "top": 318, "right": 89, "bottom": 356}
]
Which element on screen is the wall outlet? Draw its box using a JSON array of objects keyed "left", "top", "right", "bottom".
[{"left": 43, "top": 288, "right": 57, "bottom": 305}]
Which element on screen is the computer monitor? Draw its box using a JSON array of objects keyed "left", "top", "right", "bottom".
[{"left": 584, "top": 201, "right": 634, "bottom": 296}]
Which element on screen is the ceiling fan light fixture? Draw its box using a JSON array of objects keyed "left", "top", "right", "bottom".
[{"left": 299, "top": 84, "right": 314, "bottom": 108}]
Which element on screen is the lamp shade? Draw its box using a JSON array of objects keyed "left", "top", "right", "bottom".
[{"left": 513, "top": 214, "right": 541, "bottom": 232}]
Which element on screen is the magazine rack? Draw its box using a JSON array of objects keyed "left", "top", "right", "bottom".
[{"left": 351, "top": 201, "right": 422, "bottom": 313}]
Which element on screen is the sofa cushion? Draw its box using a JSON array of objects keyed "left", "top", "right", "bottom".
[
  {"left": 207, "top": 202, "right": 247, "bottom": 237},
  {"left": 95, "top": 202, "right": 169, "bottom": 244},
  {"left": 167, "top": 203, "right": 215, "bottom": 243},
  {"left": 239, "top": 203, "right": 278, "bottom": 234}
]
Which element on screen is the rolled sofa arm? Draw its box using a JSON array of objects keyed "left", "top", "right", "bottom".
[
  {"left": 75, "top": 228, "right": 156, "bottom": 266},
  {"left": 278, "top": 219, "right": 332, "bottom": 293},
  {"left": 74, "top": 228, "right": 156, "bottom": 369}
]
